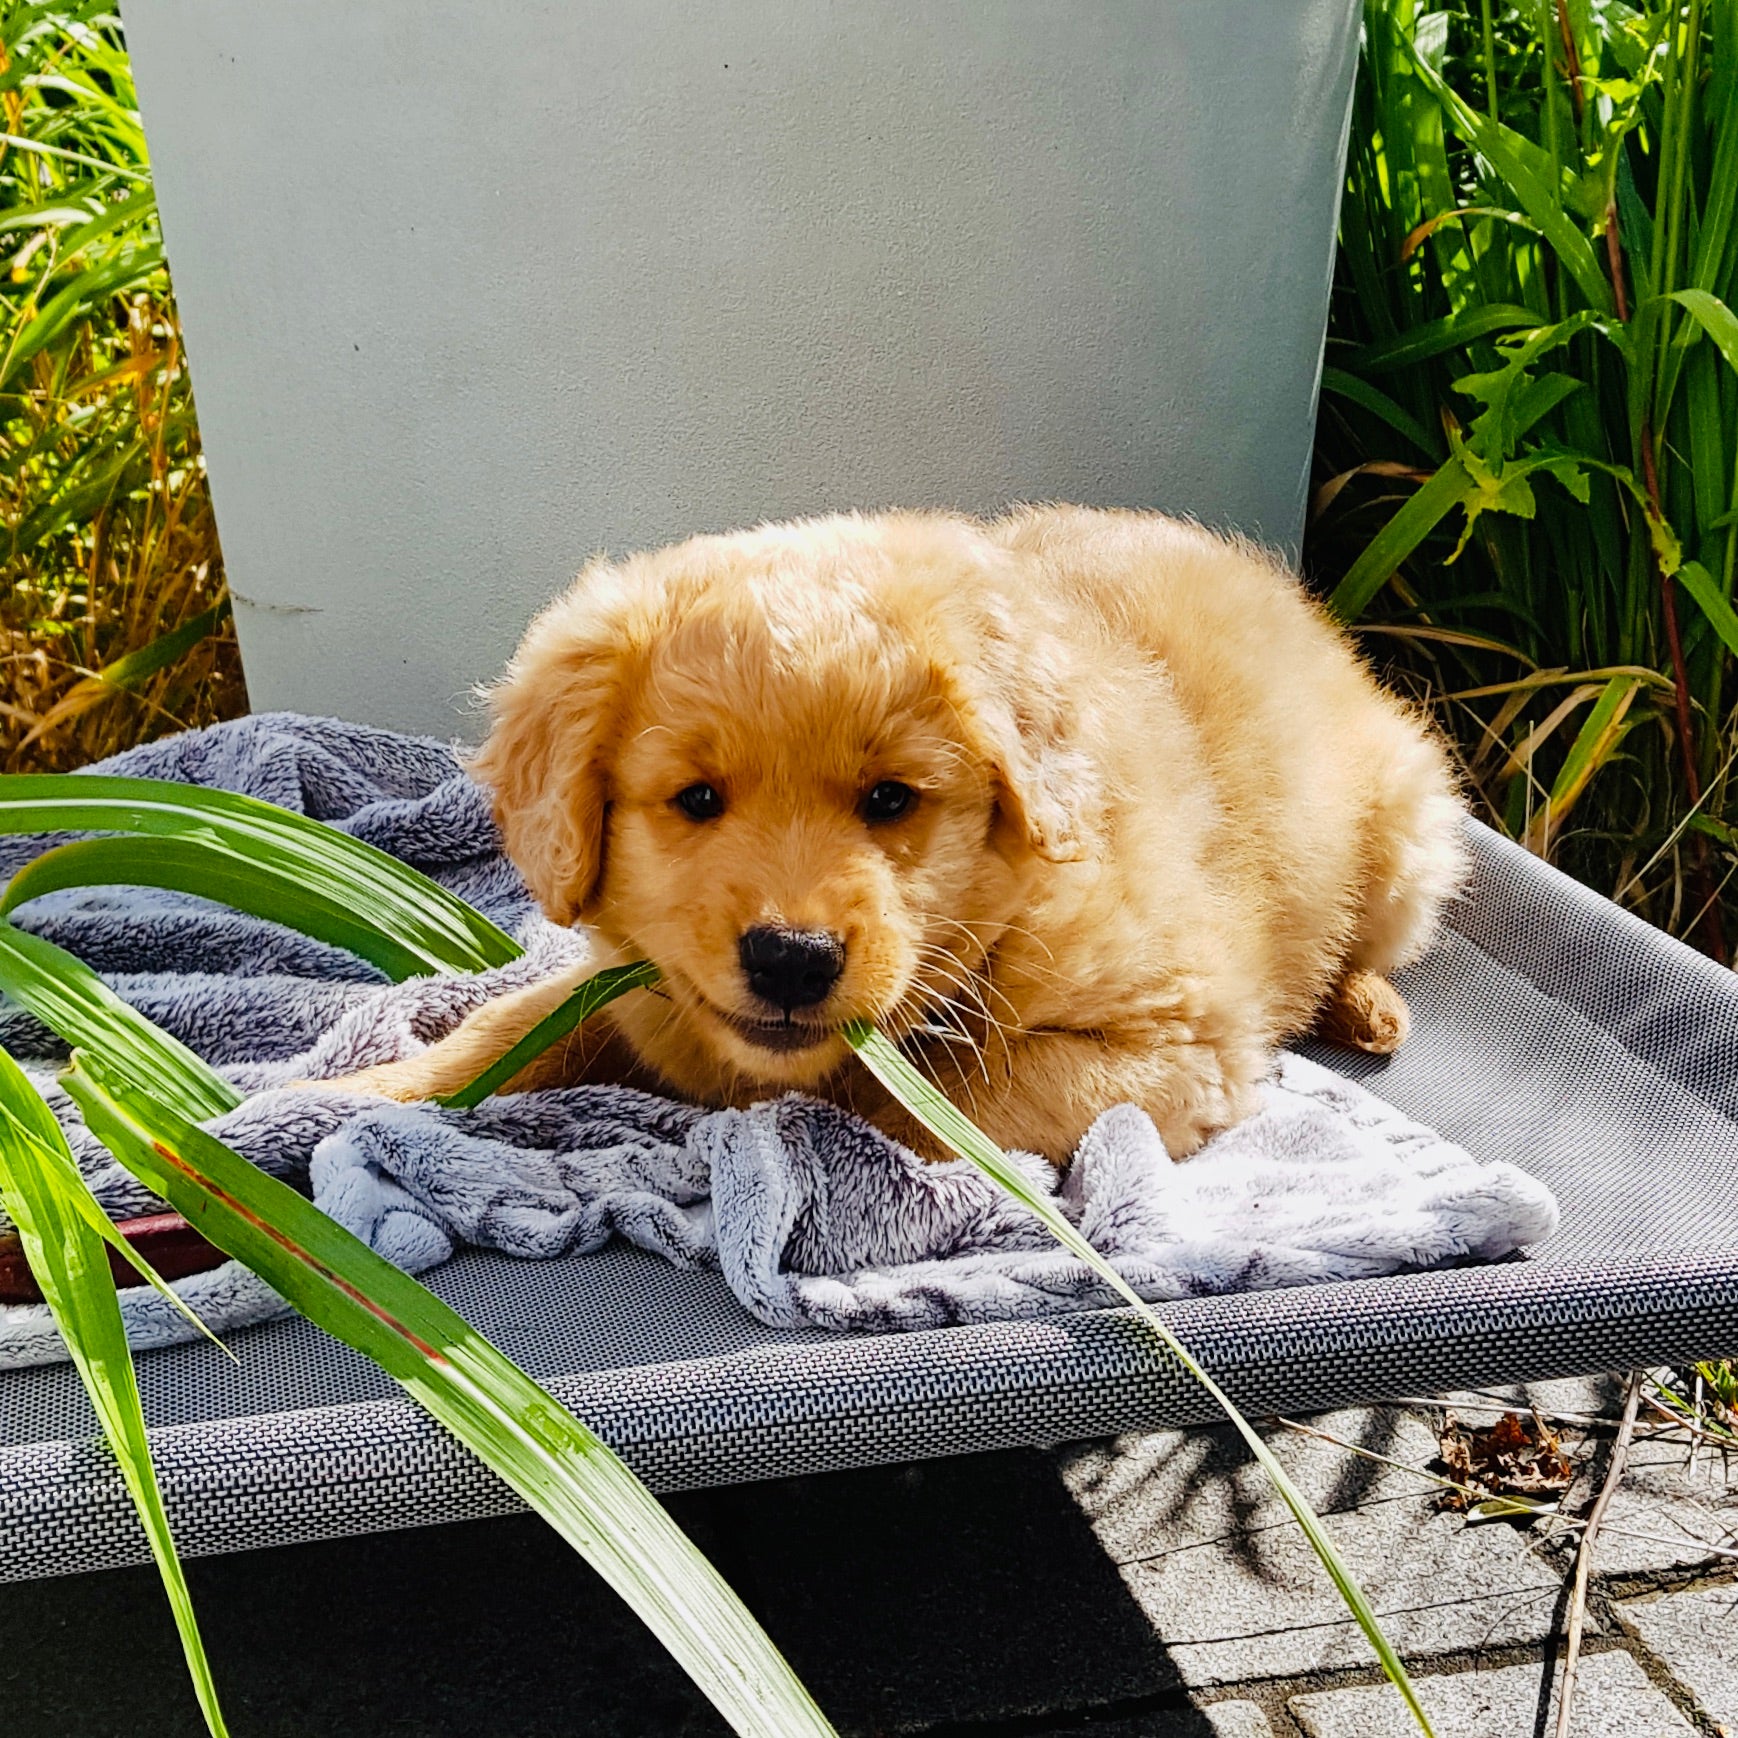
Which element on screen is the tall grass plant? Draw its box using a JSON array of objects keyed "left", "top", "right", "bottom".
[
  {"left": 0, "top": 1, "right": 242, "bottom": 772},
  {"left": 1311, "top": 0, "right": 1738, "bottom": 955}
]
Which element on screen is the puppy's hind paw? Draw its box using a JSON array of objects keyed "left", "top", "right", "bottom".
[{"left": 1315, "top": 969, "right": 1411, "bottom": 1056}]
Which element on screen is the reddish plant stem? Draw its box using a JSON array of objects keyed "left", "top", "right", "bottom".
[
  {"left": 1642, "top": 438, "right": 1703, "bottom": 807},
  {"left": 1604, "top": 207, "right": 1630, "bottom": 321},
  {"left": 1607, "top": 184, "right": 1728, "bottom": 959},
  {"left": 1555, "top": 0, "right": 1585, "bottom": 122}
]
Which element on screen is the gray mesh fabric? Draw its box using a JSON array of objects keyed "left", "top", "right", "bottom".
[{"left": 5, "top": 820, "right": 1737, "bottom": 1582}]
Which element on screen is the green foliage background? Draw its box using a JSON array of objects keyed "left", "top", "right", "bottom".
[
  {"left": 1309, "top": 0, "right": 1738, "bottom": 958},
  {"left": 0, "top": 0, "right": 242, "bottom": 773}
]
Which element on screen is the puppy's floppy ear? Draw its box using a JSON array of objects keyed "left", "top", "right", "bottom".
[
  {"left": 970, "top": 696, "right": 1095, "bottom": 863},
  {"left": 468, "top": 566, "right": 636, "bottom": 926},
  {"left": 947, "top": 604, "right": 1102, "bottom": 865}
]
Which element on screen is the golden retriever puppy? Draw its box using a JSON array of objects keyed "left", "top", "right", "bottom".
[{"left": 330, "top": 506, "right": 1464, "bottom": 1163}]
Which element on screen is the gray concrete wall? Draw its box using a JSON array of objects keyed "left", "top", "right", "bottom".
[{"left": 125, "top": 0, "right": 1361, "bottom": 740}]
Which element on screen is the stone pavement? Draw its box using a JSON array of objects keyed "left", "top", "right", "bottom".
[{"left": 3, "top": 1372, "right": 1735, "bottom": 1737}]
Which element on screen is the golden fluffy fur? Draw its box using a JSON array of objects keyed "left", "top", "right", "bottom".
[{"left": 331, "top": 505, "right": 1465, "bottom": 1163}]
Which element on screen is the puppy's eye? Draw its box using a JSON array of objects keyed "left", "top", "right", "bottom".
[
  {"left": 674, "top": 783, "right": 725, "bottom": 821},
  {"left": 863, "top": 780, "right": 916, "bottom": 823}
]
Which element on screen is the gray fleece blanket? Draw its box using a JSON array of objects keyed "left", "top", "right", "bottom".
[{"left": 0, "top": 715, "right": 1560, "bottom": 1370}]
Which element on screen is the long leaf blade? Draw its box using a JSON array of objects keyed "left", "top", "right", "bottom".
[
  {"left": 4, "top": 835, "right": 435, "bottom": 981},
  {"left": 0, "top": 919, "right": 237, "bottom": 1119},
  {"left": 843, "top": 1024, "right": 1436, "bottom": 1738},
  {"left": 18, "top": 603, "right": 230, "bottom": 744},
  {"left": 1678, "top": 561, "right": 1738, "bottom": 661},
  {"left": 1546, "top": 675, "right": 1643, "bottom": 814},
  {"left": 1401, "top": 41, "right": 1613, "bottom": 315},
  {"left": 1319, "top": 367, "right": 1442, "bottom": 459},
  {"left": 1328, "top": 456, "right": 1475, "bottom": 621},
  {"left": 0, "top": 775, "right": 522, "bottom": 977},
  {"left": 0, "top": 1048, "right": 229, "bottom": 1736},
  {"left": 1348, "top": 302, "right": 1545, "bottom": 374},
  {"left": 1663, "top": 288, "right": 1738, "bottom": 377},
  {"left": 439, "top": 960, "right": 663, "bottom": 1107},
  {"left": 62, "top": 1052, "right": 838, "bottom": 1738}
]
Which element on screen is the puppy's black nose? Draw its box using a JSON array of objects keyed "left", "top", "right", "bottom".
[{"left": 739, "top": 926, "right": 845, "bottom": 1011}]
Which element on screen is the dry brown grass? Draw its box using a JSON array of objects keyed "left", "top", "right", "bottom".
[
  {"left": 2, "top": 293, "right": 244, "bottom": 772},
  {"left": 1, "top": 4, "right": 244, "bottom": 775}
]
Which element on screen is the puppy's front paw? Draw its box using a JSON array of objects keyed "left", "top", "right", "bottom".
[
  {"left": 1316, "top": 969, "right": 1411, "bottom": 1056},
  {"left": 296, "top": 1063, "right": 432, "bottom": 1103}
]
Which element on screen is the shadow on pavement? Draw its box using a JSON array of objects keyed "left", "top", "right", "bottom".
[{"left": 0, "top": 1447, "right": 1209, "bottom": 1737}]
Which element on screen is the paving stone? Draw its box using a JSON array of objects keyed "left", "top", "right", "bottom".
[
  {"left": 1430, "top": 1374, "right": 1738, "bottom": 1577},
  {"left": 1579, "top": 1429, "right": 1738, "bottom": 1577},
  {"left": 1027, "top": 1699, "right": 1270, "bottom": 1736},
  {"left": 1617, "top": 1581, "right": 1738, "bottom": 1731},
  {"left": 1288, "top": 1648, "right": 1693, "bottom": 1737},
  {"left": 1057, "top": 1410, "right": 1564, "bottom": 1687},
  {"left": 1200, "top": 1701, "right": 1276, "bottom": 1736}
]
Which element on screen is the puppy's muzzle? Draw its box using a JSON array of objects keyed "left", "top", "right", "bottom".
[{"left": 739, "top": 925, "right": 845, "bottom": 1012}]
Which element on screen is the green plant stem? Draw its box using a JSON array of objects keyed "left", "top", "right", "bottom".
[{"left": 1480, "top": 0, "right": 1502, "bottom": 119}]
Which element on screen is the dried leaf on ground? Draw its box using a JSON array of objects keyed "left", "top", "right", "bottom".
[{"left": 1434, "top": 1410, "right": 1574, "bottom": 1511}]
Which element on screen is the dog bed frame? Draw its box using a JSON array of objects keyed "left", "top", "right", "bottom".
[{"left": 3, "top": 819, "right": 1736, "bottom": 1583}]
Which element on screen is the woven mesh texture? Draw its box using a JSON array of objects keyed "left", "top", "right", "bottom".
[{"left": 5, "top": 820, "right": 1737, "bottom": 1581}]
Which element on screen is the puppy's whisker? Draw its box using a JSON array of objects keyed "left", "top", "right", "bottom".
[
  {"left": 919, "top": 951, "right": 1023, "bottom": 1033},
  {"left": 930, "top": 910, "right": 1058, "bottom": 969},
  {"left": 900, "top": 953, "right": 1005, "bottom": 1084},
  {"left": 909, "top": 940, "right": 1018, "bottom": 1037},
  {"left": 908, "top": 946, "right": 993, "bottom": 1010},
  {"left": 882, "top": 966, "right": 980, "bottom": 1042}
]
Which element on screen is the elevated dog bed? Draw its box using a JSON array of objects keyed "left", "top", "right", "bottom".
[{"left": 4, "top": 726, "right": 1738, "bottom": 1581}]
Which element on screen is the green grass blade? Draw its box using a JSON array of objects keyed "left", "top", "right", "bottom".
[
  {"left": 4, "top": 835, "right": 439, "bottom": 981},
  {"left": 1397, "top": 10, "right": 1483, "bottom": 315},
  {"left": 7, "top": 433, "right": 148, "bottom": 560},
  {"left": 1319, "top": 368, "right": 1442, "bottom": 459},
  {"left": 1348, "top": 303, "right": 1544, "bottom": 374},
  {"left": 1662, "top": 288, "right": 1738, "bottom": 375},
  {"left": 1683, "top": 349, "right": 1727, "bottom": 594},
  {"left": 1690, "top": 49, "right": 1738, "bottom": 293},
  {"left": 1546, "top": 674, "right": 1643, "bottom": 813},
  {"left": 0, "top": 920, "right": 238, "bottom": 1119},
  {"left": 1328, "top": 456, "right": 1476, "bottom": 621},
  {"left": 86, "top": 600, "right": 229, "bottom": 691},
  {"left": 440, "top": 960, "right": 663, "bottom": 1107},
  {"left": 0, "top": 1048, "right": 229, "bottom": 1737},
  {"left": 844, "top": 1023, "right": 1436, "bottom": 1738},
  {"left": 0, "top": 775, "right": 522, "bottom": 976},
  {"left": 46, "top": 180, "right": 157, "bottom": 262},
  {"left": 1678, "top": 561, "right": 1738, "bottom": 660},
  {"left": 0, "top": 175, "right": 116, "bottom": 233},
  {"left": 1401, "top": 40, "right": 1613, "bottom": 315},
  {"left": 0, "top": 238, "right": 164, "bottom": 390},
  {"left": 62, "top": 1052, "right": 839, "bottom": 1738},
  {"left": 0, "top": 1079, "right": 229, "bottom": 1350},
  {"left": 18, "top": 602, "right": 225, "bottom": 735},
  {"left": 0, "top": 127, "right": 149, "bottom": 184}
]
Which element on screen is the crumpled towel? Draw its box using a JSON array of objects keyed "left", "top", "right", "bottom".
[{"left": 0, "top": 714, "right": 1559, "bottom": 1369}]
